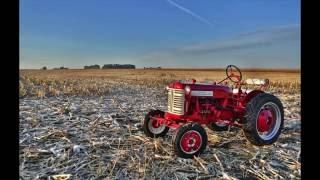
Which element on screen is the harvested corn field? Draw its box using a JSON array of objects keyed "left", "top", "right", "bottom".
[{"left": 19, "top": 69, "right": 300, "bottom": 179}]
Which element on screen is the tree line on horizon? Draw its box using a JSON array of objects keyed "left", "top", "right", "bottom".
[
  {"left": 84, "top": 64, "right": 136, "bottom": 69},
  {"left": 41, "top": 64, "right": 136, "bottom": 70},
  {"left": 41, "top": 66, "right": 68, "bottom": 70}
]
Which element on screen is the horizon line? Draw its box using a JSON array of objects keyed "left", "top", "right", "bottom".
[{"left": 20, "top": 67, "right": 301, "bottom": 72}]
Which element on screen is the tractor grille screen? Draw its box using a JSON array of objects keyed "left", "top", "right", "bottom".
[{"left": 167, "top": 89, "right": 185, "bottom": 115}]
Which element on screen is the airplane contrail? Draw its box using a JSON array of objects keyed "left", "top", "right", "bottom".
[{"left": 166, "top": 0, "right": 214, "bottom": 27}]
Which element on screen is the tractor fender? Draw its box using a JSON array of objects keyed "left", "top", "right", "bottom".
[{"left": 243, "top": 90, "right": 265, "bottom": 105}]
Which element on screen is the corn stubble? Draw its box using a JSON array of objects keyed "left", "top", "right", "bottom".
[{"left": 19, "top": 69, "right": 300, "bottom": 179}]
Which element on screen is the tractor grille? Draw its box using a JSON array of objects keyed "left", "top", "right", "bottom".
[{"left": 167, "top": 88, "right": 185, "bottom": 115}]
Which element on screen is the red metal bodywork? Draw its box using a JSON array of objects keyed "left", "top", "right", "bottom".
[{"left": 153, "top": 80, "right": 266, "bottom": 129}]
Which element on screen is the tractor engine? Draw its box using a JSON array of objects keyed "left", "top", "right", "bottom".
[
  {"left": 195, "top": 97, "right": 233, "bottom": 121},
  {"left": 195, "top": 97, "right": 216, "bottom": 114}
]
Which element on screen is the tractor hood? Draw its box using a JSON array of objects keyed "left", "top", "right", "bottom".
[{"left": 167, "top": 80, "right": 232, "bottom": 93}]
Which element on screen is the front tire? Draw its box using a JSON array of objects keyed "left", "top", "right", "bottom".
[
  {"left": 243, "top": 93, "right": 284, "bottom": 146},
  {"left": 173, "top": 123, "right": 207, "bottom": 159},
  {"left": 143, "top": 110, "right": 169, "bottom": 138}
]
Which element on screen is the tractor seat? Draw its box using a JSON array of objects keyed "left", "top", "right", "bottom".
[
  {"left": 233, "top": 78, "right": 270, "bottom": 94},
  {"left": 245, "top": 78, "right": 269, "bottom": 86},
  {"left": 232, "top": 88, "right": 253, "bottom": 94}
]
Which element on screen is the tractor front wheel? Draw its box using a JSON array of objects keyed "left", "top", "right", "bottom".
[
  {"left": 173, "top": 123, "right": 207, "bottom": 159},
  {"left": 143, "top": 110, "right": 169, "bottom": 138},
  {"left": 243, "top": 93, "right": 284, "bottom": 146}
]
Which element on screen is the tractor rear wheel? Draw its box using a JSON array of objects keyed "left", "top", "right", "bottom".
[
  {"left": 243, "top": 93, "right": 284, "bottom": 146},
  {"left": 143, "top": 110, "right": 169, "bottom": 138},
  {"left": 207, "top": 121, "right": 229, "bottom": 131},
  {"left": 173, "top": 123, "right": 207, "bottom": 159}
]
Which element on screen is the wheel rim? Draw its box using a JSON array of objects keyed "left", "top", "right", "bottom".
[
  {"left": 179, "top": 130, "right": 202, "bottom": 154},
  {"left": 256, "top": 102, "right": 281, "bottom": 140},
  {"left": 147, "top": 116, "right": 166, "bottom": 134}
]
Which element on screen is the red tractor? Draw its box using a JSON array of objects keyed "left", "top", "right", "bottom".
[{"left": 143, "top": 65, "right": 284, "bottom": 158}]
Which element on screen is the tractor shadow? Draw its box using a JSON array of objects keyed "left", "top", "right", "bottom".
[{"left": 206, "top": 126, "right": 252, "bottom": 150}]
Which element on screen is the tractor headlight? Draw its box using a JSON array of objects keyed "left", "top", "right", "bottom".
[
  {"left": 185, "top": 85, "right": 191, "bottom": 95},
  {"left": 165, "top": 85, "right": 169, "bottom": 90}
]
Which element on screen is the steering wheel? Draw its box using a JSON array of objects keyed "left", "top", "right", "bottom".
[{"left": 226, "top": 65, "right": 242, "bottom": 83}]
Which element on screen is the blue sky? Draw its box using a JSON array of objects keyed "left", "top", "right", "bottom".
[{"left": 20, "top": 0, "right": 300, "bottom": 69}]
